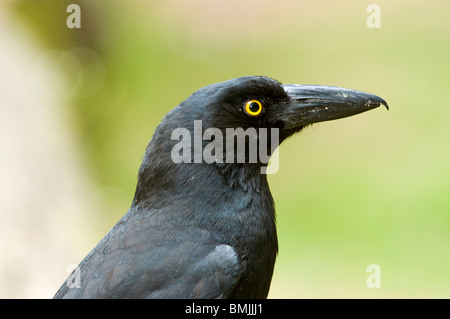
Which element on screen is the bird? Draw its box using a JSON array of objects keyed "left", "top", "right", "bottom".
[{"left": 54, "top": 76, "right": 388, "bottom": 299}]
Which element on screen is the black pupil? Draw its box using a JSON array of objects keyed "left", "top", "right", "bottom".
[{"left": 249, "top": 102, "right": 260, "bottom": 113}]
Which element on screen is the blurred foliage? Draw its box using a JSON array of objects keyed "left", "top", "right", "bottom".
[{"left": 12, "top": 0, "right": 450, "bottom": 297}]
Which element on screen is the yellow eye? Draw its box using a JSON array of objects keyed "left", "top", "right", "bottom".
[{"left": 244, "top": 100, "right": 263, "bottom": 116}]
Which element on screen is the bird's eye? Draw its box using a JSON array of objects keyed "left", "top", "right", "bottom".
[{"left": 244, "top": 100, "right": 263, "bottom": 116}]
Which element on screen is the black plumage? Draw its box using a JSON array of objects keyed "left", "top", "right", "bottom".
[{"left": 54, "top": 76, "right": 387, "bottom": 298}]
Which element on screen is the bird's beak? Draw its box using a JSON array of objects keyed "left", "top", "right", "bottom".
[{"left": 280, "top": 84, "right": 389, "bottom": 129}]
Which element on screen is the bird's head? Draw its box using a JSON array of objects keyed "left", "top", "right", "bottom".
[
  {"left": 184, "top": 76, "right": 388, "bottom": 139},
  {"left": 135, "top": 76, "right": 387, "bottom": 201},
  {"left": 163, "top": 76, "right": 387, "bottom": 163}
]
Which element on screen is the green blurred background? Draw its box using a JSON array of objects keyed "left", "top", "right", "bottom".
[{"left": 1, "top": 0, "right": 449, "bottom": 298}]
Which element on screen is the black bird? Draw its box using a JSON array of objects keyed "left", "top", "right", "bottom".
[{"left": 54, "top": 76, "right": 387, "bottom": 298}]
